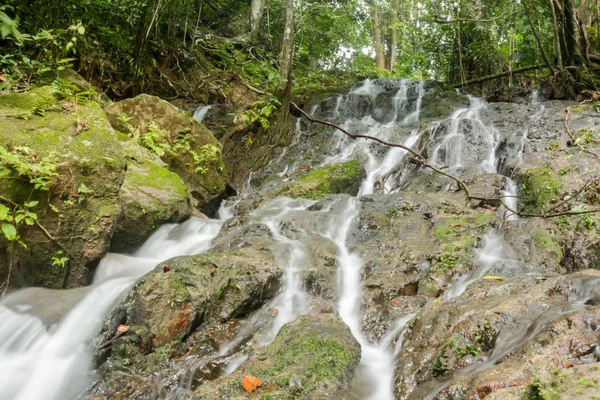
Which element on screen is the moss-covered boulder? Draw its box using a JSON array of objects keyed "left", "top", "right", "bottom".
[
  {"left": 100, "top": 249, "right": 281, "bottom": 352},
  {"left": 191, "top": 305, "right": 361, "bottom": 399},
  {"left": 105, "top": 94, "right": 230, "bottom": 214},
  {"left": 0, "top": 85, "right": 126, "bottom": 289},
  {"left": 275, "top": 159, "right": 365, "bottom": 200},
  {"left": 110, "top": 140, "right": 191, "bottom": 252}
]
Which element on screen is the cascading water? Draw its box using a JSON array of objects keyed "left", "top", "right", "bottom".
[
  {"left": 1, "top": 78, "right": 580, "bottom": 400},
  {"left": 192, "top": 105, "right": 212, "bottom": 123},
  {"left": 0, "top": 204, "right": 232, "bottom": 400}
]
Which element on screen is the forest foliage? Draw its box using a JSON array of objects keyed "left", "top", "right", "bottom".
[{"left": 1, "top": 0, "right": 600, "bottom": 101}]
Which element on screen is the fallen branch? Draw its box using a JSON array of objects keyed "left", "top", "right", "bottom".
[
  {"left": 291, "top": 102, "right": 600, "bottom": 219},
  {"left": 233, "top": 73, "right": 267, "bottom": 95},
  {"left": 290, "top": 102, "right": 426, "bottom": 160},
  {"left": 453, "top": 65, "right": 546, "bottom": 88}
]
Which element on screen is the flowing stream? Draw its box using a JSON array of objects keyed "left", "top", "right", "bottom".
[
  {"left": 0, "top": 204, "right": 232, "bottom": 400},
  {"left": 0, "top": 80, "right": 586, "bottom": 400}
]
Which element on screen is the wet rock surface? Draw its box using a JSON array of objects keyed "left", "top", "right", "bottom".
[{"left": 8, "top": 76, "right": 600, "bottom": 400}]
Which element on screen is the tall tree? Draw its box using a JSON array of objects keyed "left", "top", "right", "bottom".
[
  {"left": 369, "top": 1, "right": 386, "bottom": 70},
  {"left": 249, "top": 0, "right": 266, "bottom": 39}
]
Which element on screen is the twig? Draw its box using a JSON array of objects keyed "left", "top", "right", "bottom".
[
  {"left": 290, "top": 102, "right": 426, "bottom": 160},
  {"left": 233, "top": 73, "right": 267, "bottom": 95},
  {"left": 565, "top": 106, "right": 600, "bottom": 158}
]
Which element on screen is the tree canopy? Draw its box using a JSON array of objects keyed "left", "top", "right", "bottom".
[{"left": 1, "top": 0, "right": 600, "bottom": 100}]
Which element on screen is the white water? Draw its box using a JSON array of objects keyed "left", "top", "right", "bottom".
[
  {"left": 322, "top": 198, "right": 405, "bottom": 400},
  {"left": 0, "top": 203, "right": 232, "bottom": 400},
  {"left": 192, "top": 105, "right": 212, "bottom": 123},
  {"left": 221, "top": 197, "right": 313, "bottom": 352},
  {"left": 429, "top": 96, "right": 499, "bottom": 174},
  {"left": 444, "top": 229, "right": 509, "bottom": 300}
]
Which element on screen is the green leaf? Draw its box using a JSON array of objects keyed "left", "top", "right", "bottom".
[
  {"left": 14, "top": 214, "right": 24, "bottom": 223},
  {"left": 24, "top": 200, "right": 39, "bottom": 208},
  {"left": 2, "top": 223, "right": 17, "bottom": 240},
  {"left": 0, "top": 204, "right": 9, "bottom": 220}
]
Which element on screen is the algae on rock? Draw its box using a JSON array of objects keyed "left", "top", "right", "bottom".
[
  {"left": 275, "top": 159, "right": 365, "bottom": 200},
  {"left": 104, "top": 94, "right": 230, "bottom": 214},
  {"left": 110, "top": 140, "right": 191, "bottom": 252},
  {"left": 0, "top": 85, "right": 126, "bottom": 288}
]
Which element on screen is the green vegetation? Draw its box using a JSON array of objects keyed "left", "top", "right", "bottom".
[
  {"left": 277, "top": 160, "right": 363, "bottom": 200},
  {"left": 521, "top": 167, "right": 562, "bottom": 213}
]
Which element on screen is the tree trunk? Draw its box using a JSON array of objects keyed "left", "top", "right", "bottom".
[
  {"left": 550, "top": 0, "right": 564, "bottom": 69},
  {"left": 564, "top": 0, "right": 584, "bottom": 65},
  {"left": 249, "top": 0, "right": 265, "bottom": 39},
  {"left": 369, "top": 2, "right": 386, "bottom": 70},
  {"left": 388, "top": 1, "right": 399, "bottom": 71},
  {"left": 280, "top": 0, "right": 294, "bottom": 88}
]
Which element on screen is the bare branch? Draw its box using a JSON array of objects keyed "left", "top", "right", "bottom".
[
  {"left": 292, "top": 103, "right": 600, "bottom": 220},
  {"left": 290, "top": 102, "right": 426, "bottom": 160}
]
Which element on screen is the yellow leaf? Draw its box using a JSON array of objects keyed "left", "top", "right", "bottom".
[{"left": 483, "top": 275, "right": 505, "bottom": 281}]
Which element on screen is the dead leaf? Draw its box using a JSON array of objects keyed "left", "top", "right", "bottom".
[
  {"left": 391, "top": 300, "right": 401, "bottom": 307},
  {"left": 117, "top": 324, "right": 130, "bottom": 334},
  {"left": 242, "top": 375, "right": 262, "bottom": 392},
  {"left": 163, "top": 265, "right": 171, "bottom": 273},
  {"left": 0, "top": 75, "right": 5, "bottom": 82},
  {"left": 210, "top": 266, "right": 217, "bottom": 275},
  {"left": 76, "top": 118, "right": 89, "bottom": 134},
  {"left": 483, "top": 275, "right": 505, "bottom": 281}
]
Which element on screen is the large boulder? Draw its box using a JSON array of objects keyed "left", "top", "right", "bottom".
[
  {"left": 0, "top": 85, "right": 126, "bottom": 288},
  {"left": 191, "top": 302, "right": 362, "bottom": 400},
  {"left": 110, "top": 140, "right": 191, "bottom": 252},
  {"left": 105, "top": 94, "right": 230, "bottom": 215}
]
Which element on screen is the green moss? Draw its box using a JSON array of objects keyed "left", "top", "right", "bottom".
[
  {"left": 433, "top": 213, "right": 494, "bottom": 249},
  {"left": 129, "top": 161, "right": 187, "bottom": 200},
  {"left": 522, "top": 166, "right": 562, "bottom": 213},
  {"left": 250, "top": 316, "right": 360, "bottom": 396},
  {"left": 278, "top": 160, "right": 363, "bottom": 200},
  {"left": 430, "top": 336, "right": 457, "bottom": 378},
  {"left": 0, "top": 86, "right": 59, "bottom": 116},
  {"left": 534, "top": 232, "right": 563, "bottom": 260}
]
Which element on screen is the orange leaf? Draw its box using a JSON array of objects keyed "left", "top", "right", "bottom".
[
  {"left": 0, "top": 75, "right": 6, "bottom": 82},
  {"left": 391, "top": 300, "right": 401, "bottom": 307},
  {"left": 242, "top": 375, "right": 262, "bottom": 392},
  {"left": 117, "top": 324, "right": 130, "bottom": 334}
]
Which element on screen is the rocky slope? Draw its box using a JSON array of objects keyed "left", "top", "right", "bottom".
[
  {"left": 0, "top": 71, "right": 230, "bottom": 289},
  {"left": 3, "top": 77, "right": 600, "bottom": 400}
]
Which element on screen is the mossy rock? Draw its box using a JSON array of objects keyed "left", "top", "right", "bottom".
[
  {"left": 191, "top": 307, "right": 361, "bottom": 399},
  {"left": 104, "top": 94, "right": 230, "bottom": 214},
  {"left": 420, "top": 89, "right": 469, "bottom": 120},
  {"left": 0, "top": 85, "right": 126, "bottom": 289},
  {"left": 108, "top": 249, "right": 281, "bottom": 350},
  {"left": 275, "top": 160, "right": 365, "bottom": 201},
  {"left": 110, "top": 141, "right": 191, "bottom": 252},
  {"left": 521, "top": 166, "right": 562, "bottom": 213},
  {"left": 433, "top": 212, "right": 496, "bottom": 250}
]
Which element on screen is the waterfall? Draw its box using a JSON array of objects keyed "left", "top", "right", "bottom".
[
  {"left": 0, "top": 204, "right": 232, "bottom": 400},
  {"left": 192, "top": 105, "right": 212, "bottom": 123},
  {"left": 0, "top": 79, "right": 569, "bottom": 400}
]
